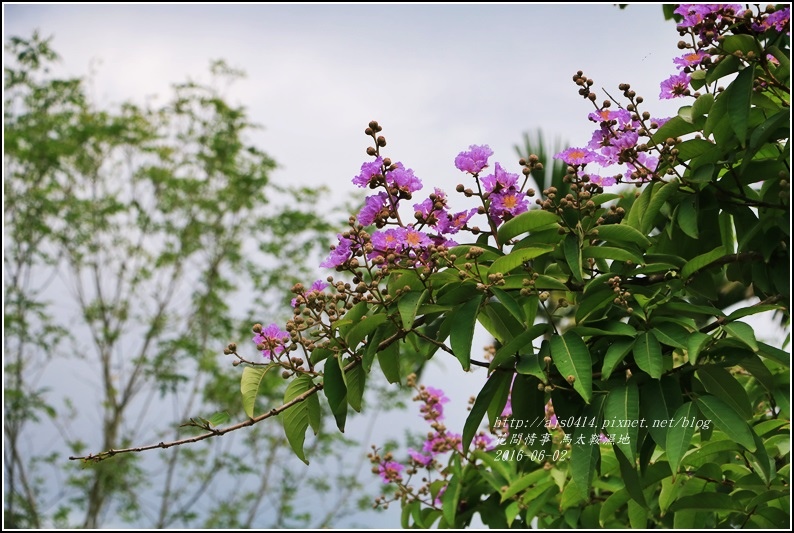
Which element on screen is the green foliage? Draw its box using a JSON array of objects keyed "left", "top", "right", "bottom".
[
  {"left": 3, "top": 32, "right": 365, "bottom": 528},
  {"left": 229, "top": 5, "right": 789, "bottom": 529}
]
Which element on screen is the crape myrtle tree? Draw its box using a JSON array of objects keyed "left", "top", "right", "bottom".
[
  {"left": 3, "top": 33, "right": 383, "bottom": 528},
  {"left": 71, "top": 4, "right": 789, "bottom": 529}
]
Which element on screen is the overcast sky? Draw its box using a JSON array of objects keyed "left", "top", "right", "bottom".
[
  {"left": 7, "top": 3, "right": 787, "bottom": 528},
  {"left": 5, "top": 3, "right": 687, "bottom": 200}
]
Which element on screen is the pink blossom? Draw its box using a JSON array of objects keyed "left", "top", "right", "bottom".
[
  {"left": 554, "top": 147, "right": 600, "bottom": 166},
  {"left": 252, "top": 324, "right": 290, "bottom": 360},
  {"left": 659, "top": 72, "right": 691, "bottom": 100},
  {"left": 378, "top": 460, "right": 404, "bottom": 484},
  {"left": 455, "top": 144, "right": 493, "bottom": 174},
  {"left": 352, "top": 157, "right": 383, "bottom": 187}
]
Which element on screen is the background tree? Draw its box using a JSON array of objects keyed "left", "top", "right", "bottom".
[{"left": 3, "top": 32, "right": 384, "bottom": 528}]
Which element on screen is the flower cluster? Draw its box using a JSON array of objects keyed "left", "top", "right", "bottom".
[
  {"left": 251, "top": 323, "right": 290, "bottom": 360},
  {"left": 320, "top": 127, "right": 539, "bottom": 270},
  {"left": 553, "top": 73, "right": 665, "bottom": 186}
]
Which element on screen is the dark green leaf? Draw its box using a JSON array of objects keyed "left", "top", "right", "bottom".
[
  {"left": 633, "top": 332, "right": 663, "bottom": 379},
  {"left": 397, "top": 290, "right": 427, "bottom": 331},
  {"left": 550, "top": 331, "right": 592, "bottom": 403},
  {"left": 489, "top": 245, "right": 554, "bottom": 274},
  {"left": 281, "top": 375, "right": 318, "bottom": 464},
  {"left": 695, "top": 395, "right": 755, "bottom": 451},
  {"left": 497, "top": 209, "right": 559, "bottom": 243},
  {"left": 697, "top": 366, "right": 753, "bottom": 419},
  {"left": 601, "top": 339, "right": 634, "bottom": 380},
  {"left": 449, "top": 295, "right": 483, "bottom": 370},
  {"left": 463, "top": 371, "right": 512, "bottom": 452},
  {"left": 323, "top": 354, "right": 348, "bottom": 432},
  {"left": 728, "top": 66, "right": 755, "bottom": 146}
]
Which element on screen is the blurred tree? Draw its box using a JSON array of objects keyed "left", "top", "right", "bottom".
[{"left": 3, "top": 32, "right": 376, "bottom": 528}]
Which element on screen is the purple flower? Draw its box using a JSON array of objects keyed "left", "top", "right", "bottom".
[
  {"left": 422, "top": 433, "right": 462, "bottom": 455},
  {"left": 290, "top": 279, "right": 328, "bottom": 308},
  {"left": 673, "top": 50, "right": 709, "bottom": 69},
  {"left": 386, "top": 163, "right": 422, "bottom": 194},
  {"left": 378, "top": 460, "right": 404, "bottom": 484},
  {"left": 651, "top": 116, "right": 672, "bottom": 129},
  {"left": 407, "top": 448, "right": 434, "bottom": 466},
  {"left": 455, "top": 144, "right": 494, "bottom": 174},
  {"left": 480, "top": 163, "right": 519, "bottom": 194},
  {"left": 352, "top": 157, "right": 384, "bottom": 188},
  {"left": 473, "top": 433, "right": 496, "bottom": 451},
  {"left": 611, "top": 129, "right": 639, "bottom": 151},
  {"left": 436, "top": 208, "right": 477, "bottom": 235},
  {"left": 357, "top": 192, "right": 391, "bottom": 226},
  {"left": 490, "top": 190, "right": 529, "bottom": 220},
  {"left": 252, "top": 323, "right": 290, "bottom": 360},
  {"left": 402, "top": 227, "right": 433, "bottom": 249},
  {"left": 588, "top": 108, "right": 632, "bottom": 125},
  {"left": 370, "top": 228, "right": 404, "bottom": 254},
  {"left": 588, "top": 174, "right": 617, "bottom": 187},
  {"left": 554, "top": 147, "right": 599, "bottom": 166},
  {"left": 674, "top": 4, "right": 743, "bottom": 29},
  {"left": 320, "top": 234, "right": 356, "bottom": 268},
  {"left": 420, "top": 386, "right": 450, "bottom": 421},
  {"left": 659, "top": 72, "right": 691, "bottom": 100},
  {"left": 754, "top": 7, "right": 791, "bottom": 33}
]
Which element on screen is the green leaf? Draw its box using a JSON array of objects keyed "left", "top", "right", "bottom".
[
  {"left": 637, "top": 180, "right": 680, "bottom": 234},
  {"left": 615, "top": 446, "right": 646, "bottom": 508},
  {"left": 241, "top": 365, "right": 273, "bottom": 418},
  {"left": 550, "top": 331, "right": 592, "bottom": 403},
  {"left": 633, "top": 332, "right": 663, "bottom": 379},
  {"left": 398, "top": 290, "right": 427, "bottom": 331},
  {"left": 727, "top": 66, "right": 755, "bottom": 146},
  {"left": 345, "top": 313, "right": 388, "bottom": 349},
  {"left": 463, "top": 371, "right": 513, "bottom": 452},
  {"left": 676, "top": 196, "right": 699, "bottom": 238},
  {"left": 489, "top": 245, "right": 554, "bottom": 274},
  {"left": 574, "top": 286, "right": 615, "bottom": 325},
  {"left": 627, "top": 499, "right": 647, "bottom": 529},
  {"left": 722, "top": 321, "right": 758, "bottom": 352},
  {"left": 497, "top": 209, "right": 559, "bottom": 243},
  {"left": 604, "top": 381, "right": 640, "bottom": 463},
  {"left": 650, "top": 321, "right": 690, "bottom": 349},
  {"left": 281, "top": 375, "right": 318, "bottom": 464},
  {"left": 599, "top": 489, "right": 630, "bottom": 526},
  {"left": 658, "top": 475, "right": 687, "bottom": 515},
  {"left": 500, "top": 468, "right": 549, "bottom": 502},
  {"left": 642, "top": 376, "right": 683, "bottom": 450},
  {"left": 377, "top": 338, "right": 401, "bottom": 385},
  {"left": 207, "top": 411, "right": 231, "bottom": 427},
  {"left": 686, "top": 331, "right": 709, "bottom": 365},
  {"left": 570, "top": 400, "right": 603, "bottom": 499},
  {"left": 681, "top": 246, "right": 728, "bottom": 279},
  {"left": 449, "top": 295, "right": 483, "bottom": 371},
  {"left": 441, "top": 471, "right": 462, "bottom": 526},
  {"left": 562, "top": 232, "right": 583, "bottom": 283},
  {"left": 490, "top": 323, "right": 545, "bottom": 370},
  {"left": 697, "top": 366, "right": 752, "bottom": 419},
  {"left": 322, "top": 354, "right": 348, "bottom": 432},
  {"left": 695, "top": 396, "right": 755, "bottom": 451},
  {"left": 666, "top": 402, "right": 697, "bottom": 476},
  {"left": 343, "top": 362, "right": 366, "bottom": 412},
  {"left": 491, "top": 287, "right": 525, "bottom": 325},
  {"left": 593, "top": 224, "right": 651, "bottom": 248},
  {"left": 668, "top": 492, "right": 742, "bottom": 512},
  {"left": 582, "top": 245, "right": 643, "bottom": 265},
  {"left": 601, "top": 339, "right": 634, "bottom": 380}
]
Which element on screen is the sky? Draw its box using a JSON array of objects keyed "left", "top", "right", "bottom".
[{"left": 4, "top": 2, "right": 789, "bottom": 528}]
